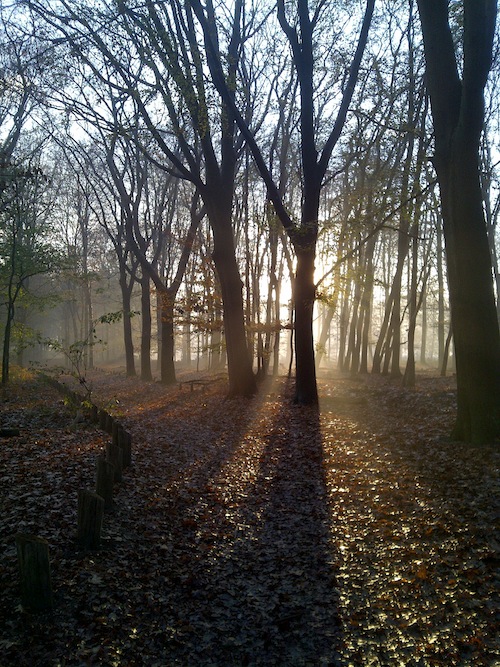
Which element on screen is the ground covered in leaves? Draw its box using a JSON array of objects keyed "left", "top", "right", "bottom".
[{"left": 0, "top": 367, "right": 498, "bottom": 666}]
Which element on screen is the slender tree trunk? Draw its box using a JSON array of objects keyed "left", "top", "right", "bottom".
[
  {"left": 372, "top": 275, "right": 396, "bottom": 374},
  {"left": 2, "top": 301, "right": 14, "bottom": 385},
  {"left": 316, "top": 305, "right": 335, "bottom": 370},
  {"left": 338, "top": 266, "right": 352, "bottom": 372},
  {"left": 436, "top": 215, "right": 446, "bottom": 368},
  {"left": 140, "top": 273, "right": 153, "bottom": 381},
  {"left": 81, "top": 278, "right": 94, "bottom": 370},
  {"left": 359, "top": 235, "right": 376, "bottom": 374},
  {"left": 403, "top": 222, "right": 419, "bottom": 387},
  {"left": 316, "top": 219, "right": 348, "bottom": 369},
  {"left": 210, "top": 305, "right": 224, "bottom": 371},
  {"left": 420, "top": 288, "right": 427, "bottom": 366},
  {"left": 440, "top": 326, "right": 453, "bottom": 377},
  {"left": 118, "top": 266, "right": 136, "bottom": 377},
  {"left": 272, "top": 258, "right": 284, "bottom": 375},
  {"left": 160, "top": 292, "right": 177, "bottom": 385},
  {"left": 346, "top": 264, "right": 362, "bottom": 375}
]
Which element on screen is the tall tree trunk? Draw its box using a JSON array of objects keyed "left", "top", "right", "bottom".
[
  {"left": 436, "top": 214, "right": 446, "bottom": 368},
  {"left": 118, "top": 265, "right": 136, "bottom": 377},
  {"left": 402, "top": 222, "right": 419, "bottom": 388},
  {"left": 417, "top": 0, "right": 500, "bottom": 443},
  {"left": 2, "top": 301, "right": 14, "bottom": 385},
  {"left": 210, "top": 205, "right": 256, "bottom": 396},
  {"left": 140, "top": 273, "right": 153, "bottom": 381},
  {"left": 345, "top": 260, "right": 363, "bottom": 375},
  {"left": 359, "top": 235, "right": 376, "bottom": 373},
  {"left": 293, "top": 245, "right": 318, "bottom": 404},
  {"left": 210, "top": 305, "right": 225, "bottom": 371},
  {"left": 160, "top": 290, "right": 177, "bottom": 385},
  {"left": 316, "top": 305, "right": 335, "bottom": 370},
  {"left": 337, "top": 264, "right": 352, "bottom": 372},
  {"left": 420, "top": 287, "right": 427, "bottom": 366}
]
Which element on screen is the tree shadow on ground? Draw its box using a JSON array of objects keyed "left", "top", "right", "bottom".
[{"left": 168, "top": 379, "right": 343, "bottom": 665}]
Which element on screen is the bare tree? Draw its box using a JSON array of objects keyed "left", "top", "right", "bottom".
[{"left": 192, "top": 0, "right": 375, "bottom": 404}]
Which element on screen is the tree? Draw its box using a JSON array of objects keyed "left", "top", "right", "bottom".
[
  {"left": 0, "top": 9, "right": 34, "bottom": 206},
  {"left": 416, "top": 0, "right": 500, "bottom": 443},
  {"left": 26, "top": 0, "right": 258, "bottom": 396},
  {"left": 0, "top": 156, "right": 61, "bottom": 383},
  {"left": 192, "top": 0, "right": 375, "bottom": 404},
  {"left": 58, "top": 134, "right": 141, "bottom": 377}
]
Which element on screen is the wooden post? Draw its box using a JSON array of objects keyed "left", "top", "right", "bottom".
[
  {"left": 106, "top": 442, "right": 123, "bottom": 482},
  {"left": 120, "top": 431, "right": 132, "bottom": 468},
  {"left": 99, "top": 409, "right": 107, "bottom": 430},
  {"left": 77, "top": 489, "right": 104, "bottom": 549},
  {"left": 112, "top": 421, "right": 123, "bottom": 447},
  {"left": 105, "top": 413, "right": 114, "bottom": 435},
  {"left": 90, "top": 404, "right": 99, "bottom": 423},
  {"left": 96, "top": 456, "right": 115, "bottom": 510},
  {"left": 15, "top": 534, "right": 53, "bottom": 612}
]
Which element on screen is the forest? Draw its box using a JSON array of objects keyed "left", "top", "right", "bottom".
[
  {"left": 1, "top": 0, "right": 500, "bottom": 440},
  {"left": 0, "top": 0, "right": 499, "bottom": 665}
]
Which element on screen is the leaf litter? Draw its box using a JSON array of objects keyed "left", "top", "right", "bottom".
[{"left": 0, "top": 369, "right": 498, "bottom": 666}]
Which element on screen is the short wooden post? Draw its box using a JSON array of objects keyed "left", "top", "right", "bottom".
[
  {"left": 15, "top": 534, "right": 53, "bottom": 612},
  {"left": 120, "top": 431, "right": 132, "bottom": 468},
  {"left": 112, "top": 421, "right": 123, "bottom": 447},
  {"left": 90, "top": 404, "right": 99, "bottom": 423},
  {"left": 106, "top": 442, "right": 123, "bottom": 482},
  {"left": 77, "top": 489, "right": 104, "bottom": 549},
  {"left": 105, "top": 413, "right": 114, "bottom": 435},
  {"left": 96, "top": 456, "right": 115, "bottom": 510},
  {"left": 99, "top": 409, "right": 107, "bottom": 430}
]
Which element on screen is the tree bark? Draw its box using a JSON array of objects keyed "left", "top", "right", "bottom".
[
  {"left": 210, "top": 205, "right": 256, "bottom": 396},
  {"left": 160, "top": 291, "right": 177, "bottom": 385},
  {"left": 140, "top": 272, "right": 153, "bottom": 381},
  {"left": 417, "top": 0, "right": 500, "bottom": 443},
  {"left": 118, "top": 263, "right": 136, "bottom": 377},
  {"left": 293, "top": 246, "right": 318, "bottom": 404}
]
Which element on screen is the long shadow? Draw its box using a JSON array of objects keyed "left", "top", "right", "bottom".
[{"left": 168, "top": 379, "right": 343, "bottom": 665}]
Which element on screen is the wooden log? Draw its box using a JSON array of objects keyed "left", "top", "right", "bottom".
[
  {"left": 106, "top": 442, "right": 123, "bottom": 482},
  {"left": 15, "top": 534, "right": 53, "bottom": 612},
  {"left": 77, "top": 489, "right": 104, "bottom": 549},
  {"left": 120, "top": 431, "right": 132, "bottom": 468},
  {"left": 95, "top": 456, "right": 115, "bottom": 510}
]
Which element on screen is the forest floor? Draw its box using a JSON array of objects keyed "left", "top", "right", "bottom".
[{"left": 0, "top": 366, "right": 498, "bottom": 667}]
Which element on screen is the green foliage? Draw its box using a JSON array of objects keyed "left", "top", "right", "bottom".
[
  {"left": 98, "top": 310, "right": 138, "bottom": 325},
  {"left": 41, "top": 310, "right": 132, "bottom": 402}
]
